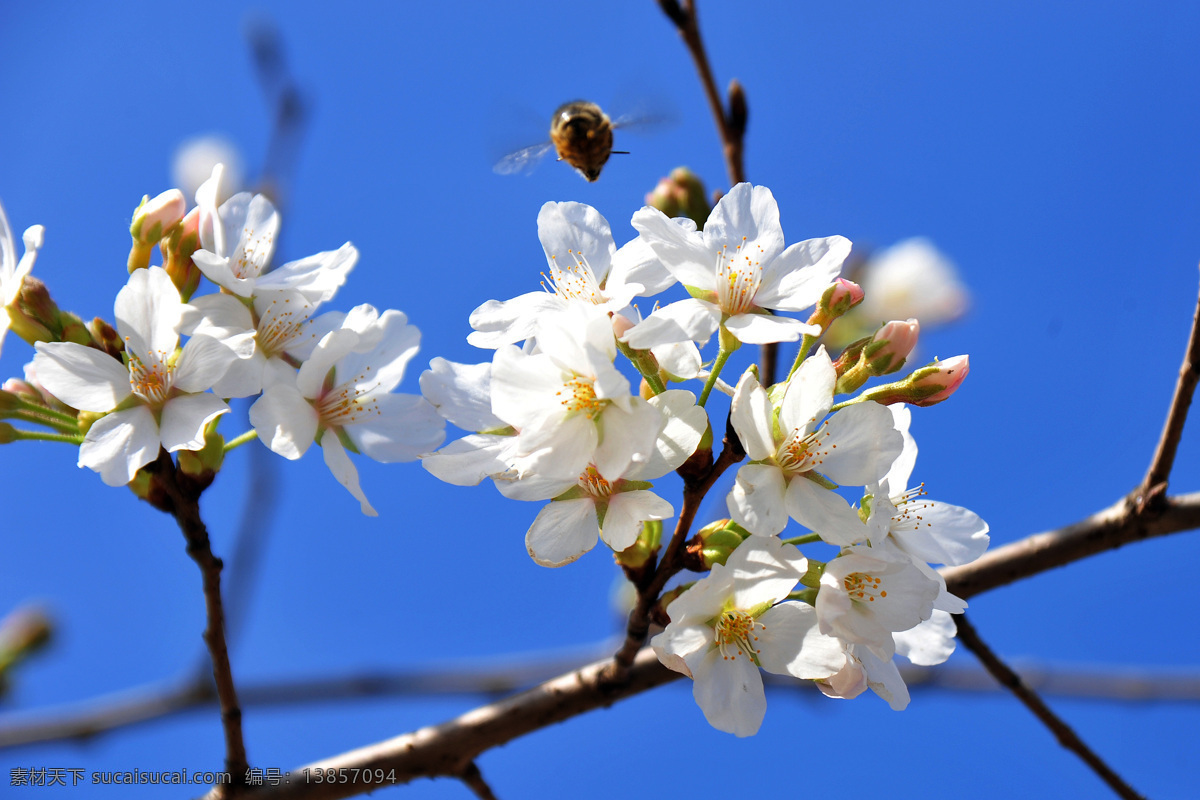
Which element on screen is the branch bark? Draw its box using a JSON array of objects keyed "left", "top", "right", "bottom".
[{"left": 190, "top": 488, "right": 1200, "bottom": 800}]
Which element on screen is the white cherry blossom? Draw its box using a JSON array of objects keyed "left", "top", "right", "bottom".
[
  {"left": 726, "top": 348, "right": 903, "bottom": 539},
  {"left": 621, "top": 183, "right": 849, "bottom": 349},
  {"left": 468, "top": 201, "right": 672, "bottom": 349},
  {"left": 652, "top": 537, "right": 844, "bottom": 736},
  {"left": 0, "top": 201, "right": 45, "bottom": 356},
  {"left": 815, "top": 541, "right": 940, "bottom": 660},
  {"left": 511, "top": 389, "right": 707, "bottom": 567},
  {"left": 32, "top": 267, "right": 234, "bottom": 486},
  {"left": 192, "top": 164, "right": 356, "bottom": 302},
  {"left": 489, "top": 305, "right": 662, "bottom": 482},
  {"left": 249, "top": 305, "right": 445, "bottom": 516},
  {"left": 865, "top": 406, "right": 990, "bottom": 566}
]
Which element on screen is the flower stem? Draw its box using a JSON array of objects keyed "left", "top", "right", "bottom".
[
  {"left": 8, "top": 428, "right": 84, "bottom": 445},
  {"left": 787, "top": 332, "right": 820, "bottom": 380},
  {"left": 782, "top": 532, "right": 822, "bottom": 546},
  {"left": 224, "top": 430, "right": 259, "bottom": 452},
  {"left": 699, "top": 327, "right": 740, "bottom": 406}
]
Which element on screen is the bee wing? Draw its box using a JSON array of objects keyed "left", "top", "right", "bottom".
[
  {"left": 493, "top": 141, "right": 557, "bottom": 176},
  {"left": 610, "top": 111, "right": 677, "bottom": 136}
]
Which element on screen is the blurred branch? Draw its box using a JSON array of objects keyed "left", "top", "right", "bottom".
[
  {"left": 3, "top": 640, "right": 1197, "bottom": 751},
  {"left": 185, "top": 484, "right": 1200, "bottom": 800},
  {"left": 458, "top": 763, "right": 499, "bottom": 800},
  {"left": 1138, "top": 272, "right": 1200, "bottom": 511},
  {"left": 245, "top": 17, "right": 311, "bottom": 207},
  {"left": 955, "top": 614, "right": 1145, "bottom": 800}
]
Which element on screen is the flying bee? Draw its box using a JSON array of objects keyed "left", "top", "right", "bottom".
[{"left": 494, "top": 100, "right": 641, "bottom": 182}]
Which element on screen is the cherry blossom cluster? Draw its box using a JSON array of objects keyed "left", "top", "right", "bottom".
[
  {"left": 0, "top": 166, "right": 444, "bottom": 514},
  {"left": 420, "top": 183, "right": 989, "bottom": 735}
]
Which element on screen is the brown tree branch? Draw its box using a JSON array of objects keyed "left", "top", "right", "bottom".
[
  {"left": 607, "top": 425, "right": 744, "bottom": 678},
  {"left": 1138, "top": 270, "right": 1200, "bottom": 510},
  {"left": 181, "top": 487, "right": 1200, "bottom": 800},
  {"left": 458, "top": 762, "right": 499, "bottom": 800},
  {"left": 954, "top": 613, "right": 1146, "bottom": 800},
  {"left": 149, "top": 453, "right": 249, "bottom": 791},
  {"left": 200, "top": 647, "right": 677, "bottom": 800}
]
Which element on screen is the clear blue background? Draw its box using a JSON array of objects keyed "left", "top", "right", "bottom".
[{"left": 2, "top": 1, "right": 1199, "bottom": 797}]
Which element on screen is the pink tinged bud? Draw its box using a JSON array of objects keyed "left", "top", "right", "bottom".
[
  {"left": 130, "top": 189, "right": 186, "bottom": 244},
  {"left": 909, "top": 354, "right": 969, "bottom": 406},
  {"left": 864, "top": 318, "right": 920, "bottom": 376},
  {"left": 811, "top": 278, "right": 865, "bottom": 332},
  {"left": 611, "top": 313, "right": 636, "bottom": 339},
  {"left": 823, "top": 278, "right": 864, "bottom": 316}
]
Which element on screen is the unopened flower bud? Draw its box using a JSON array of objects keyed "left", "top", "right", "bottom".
[
  {"left": 0, "top": 422, "right": 17, "bottom": 444},
  {"left": 130, "top": 190, "right": 186, "bottom": 244},
  {"left": 685, "top": 519, "right": 751, "bottom": 570},
  {"left": 88, "top": 317, "right": 124, "bottom": 360},
  {"left": 178, "top": 427, "right": 226, "bottom": 479},
  {"left": 860, "top": 354, "right": 970, "bottom": 407},
  {"left": 614, "top": 519, "right": 663, "bottom": 570},
  {"left": 162, "top": 207, "right": 203, "bottom": 300},
  {"left": 808, "top": 278, "right": 864, "bottom": 332},
  {"left": 834, "top": 318, "right": 920, "bottom": 394},
  {"left": 0, "top": 607, "right": 53, "bottom": 669},
  {"left": 129, "top": 190, "right": 186, "bottom": 273},
  {"left": 646, "top": 167, "right": 710, "bottom": 227}
]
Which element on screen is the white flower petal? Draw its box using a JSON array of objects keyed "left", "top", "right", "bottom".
[
  {"left": 723, "top": 313, "right": 817, "bottom": 345},
  {"left": 347, "top": 393, "right": 446, "bottom": 462},
  {"left": 756, "top": 602, "right": 845, "bottom": 679},
  {"left": 322, "top": 435, "right": 377, "bottom": 516},
  {"left": 728, "top": 463, "right": 789, "bottom": 536},
  {"left": 894, "top": 610, "right": 957, "bottom": 666},
  {"left": 621, "top": 297, "right": 721, "bottom": 349},
  {"left": 630, "top": 205, "right": 716, "bottom": 290},
  {"left": 785, "top": 477, "right": 868, "bottom": 546},
  {"left": 818, "top": 402, "right": 904, "bottom": 487},
  {"left": 525, "top": 497, "right": 599, "bottom": 567},
  {"left": 702, "top": 183, "right": 785, "bottom": 266},
  {"left": 256, "top": 242, "right": 357, "bottom": 305},
  {"left": 419, "top": 358, "right": 506, "bottom": 432},
  {"left": 249, "top": 383, "right": 318, "bottom": 460},
  {"left": 754, "top": 235, "right": 850, "bottom": 312},
  {"left": 160, "top": 393, "right": 230, "bottom": 452},
  {"left": 467, "top": 292, "right": 564, "bottom": 349},
  {"left": 691, "top": 647, "right": 766, "bottom": 737},
  {"left": 79, "top": 406, "right": 161, "bottom": 486},
  {"left": 115, "top": 266, "right": 181, "bottom": 359},
  {"left": 780, "top": 347, "right": 835, "bottom": 435},
  {"left": 32, "top": 342, "right": 130, "bottom": 412},
  {"left": 601, "top": 490, "right": 672, "bottom": 552},
  {"left": 730, "top": 372, "right": 775, "bottom": 462}
]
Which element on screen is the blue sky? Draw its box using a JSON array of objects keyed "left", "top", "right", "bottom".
[{"left": 2, "top": 2, "right": 1199, "bottom": 798}]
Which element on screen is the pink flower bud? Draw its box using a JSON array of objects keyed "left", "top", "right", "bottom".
[
  {"left": 130, "top": 189, "right": 186, "bottom": 244},
  {"left": 859, "top": 354, "right": 969, "bottom": 407},
  {"left": 865, "top": 318, "right": 920, "bottom": 375},
  {"left": 909, "top": 354, "right": 969, "bottom": 406},
  {"left": 823, "top": 278, "right": 864, "bottom": 316},
  {"left": 611, "top": 313, "right": 636, "bottom": 339}
]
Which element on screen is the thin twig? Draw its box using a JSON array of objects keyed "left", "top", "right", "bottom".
[
  {"left": 954, "top": 614, "right": 1146, "bottom": 800},
  {"left": 607, "top": 429, "right": 744, "bottom": 677},
  {"left": 1139, "top": 270, "right": 1200, "bottom": 510},
  {"left": 458, "top": 763, "right": 499, "bottom": 800},
  {"left": 151, "top": 453, "right": 249, "bottom": 789}
]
